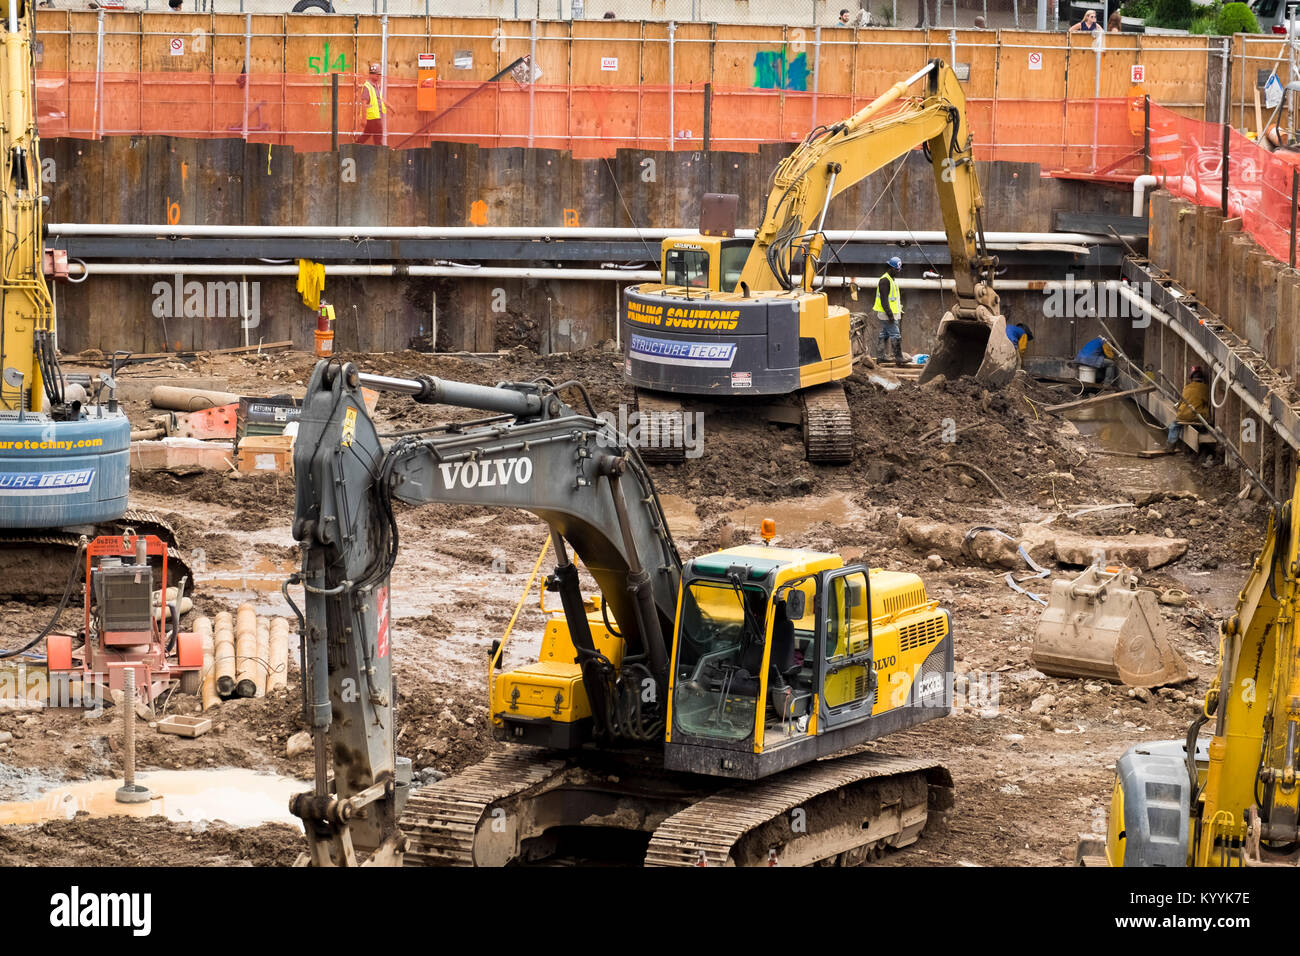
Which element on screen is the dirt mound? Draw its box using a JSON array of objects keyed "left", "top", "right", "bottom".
[
  {"left": 398, "top": 683, "right": 496, "bottom": 776},
  {"left": 0, "top": 817, "right": 300, "bottom": 866},
  {"left": 132, "top": 471, "right": 294, "bottom": 525}
]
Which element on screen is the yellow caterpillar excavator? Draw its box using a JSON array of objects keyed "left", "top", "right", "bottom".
[
  {"left": 287, "top": 363, "right": 956, "bottom": 866},
  {"left": 621, "top": 59, "right": 1017, "bottom": 464},
  {"left": 1079, "top": 463, "right": 1300, "bottom": 866}
]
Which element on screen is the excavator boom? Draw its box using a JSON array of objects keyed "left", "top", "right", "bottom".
[{"left": 742, "top": 59, "right": 991, "bottom": 313}]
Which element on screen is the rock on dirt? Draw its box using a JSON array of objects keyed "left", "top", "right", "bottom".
[
  {"left": 897, "top": 519, "right": 1019, "bottom": 568},
  {"left": 286, "top": 730, "right": 312, "bottom": 757},
  {"left": 1018, "top": 524, "right": 1187, "bottom": 570}
]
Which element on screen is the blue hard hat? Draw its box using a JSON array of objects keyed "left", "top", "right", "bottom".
[{"left": 887, "top": 256, "right": 902, "bottom": 270}]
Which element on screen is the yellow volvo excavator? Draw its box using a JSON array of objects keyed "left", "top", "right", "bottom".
[
  {"left": 1080, "top": 463, "right": 1300, "bottom": 866},
  {"left": 621, "top": 60, "right": 1017, "bottom": 464},
  {"left": 288, "top": 363, "right": 956, "bottom": 866}
]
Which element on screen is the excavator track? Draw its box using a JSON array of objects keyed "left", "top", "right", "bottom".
[
  {"left": 633, "top": 392, "right": 688, "bottom": 464},
  {"left": 801, "top": 383, "right": 854, "bottom": 464},
  {"left": 401, "top": 748, "right": 952, "bottom": 867},
  {"left": 400, "top": 750, "right": 570, "bottom": 866},
  {"left": 0, "top": 509, "right": 191, "bottom": 599},
  {"left": 646, "top": 751, "right": 950, "bottom": 866}
]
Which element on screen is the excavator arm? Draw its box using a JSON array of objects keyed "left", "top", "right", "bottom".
[
  {"left": 739, "top": 59, "right": 995, "bottom": 312},
  {"left": 1193, "top": 477, "right": 1300, "bottom": 864},
  {"left": 0, "top": 0, "right": 56, "bottom": 414},
  {"left": 287, "top": 360, "right": 682, "bottom": 865},
  {"left": 1091, "top": 464, "right": 1300, "bottom": 866}
]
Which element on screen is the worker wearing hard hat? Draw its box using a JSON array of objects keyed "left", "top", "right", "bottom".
[
  {"left": 874, "top": 256, "right": 904, "bottom": 365},
  {"left": 1166, "top": 365, "right": 1211, "bottom": 449},
  {"left": 1005, "top": 322, "right": 1033, "bottom": 363},
  {"left": 357, "top": 63, "right": 390, "bottom": 145},
  {"left": 1074, "top": 336, "right": 1117, "bottom": 384}
]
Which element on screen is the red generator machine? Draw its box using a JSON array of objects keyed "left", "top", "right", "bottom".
[{"left": 47, "top": 533, "right": 202, "bottom": 706}]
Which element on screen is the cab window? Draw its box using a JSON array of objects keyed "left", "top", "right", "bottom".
[
  {"left": 665, "top": 249, "right": 710, "bottom": 288},
  {"left": 719, "top": 241, "right": 753, "bottom": 292}
]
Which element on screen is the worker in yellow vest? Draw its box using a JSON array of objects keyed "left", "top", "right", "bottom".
[
  {"left": 874, "top": 256, "right": 904, "bottom": 364},
  {"left": 358, "top": 62, "right": 390, "bottom": 145}
]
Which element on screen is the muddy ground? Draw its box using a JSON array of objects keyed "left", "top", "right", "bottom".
[{"left": 0, "top": 344, "right": 1268, "bottom": 866}]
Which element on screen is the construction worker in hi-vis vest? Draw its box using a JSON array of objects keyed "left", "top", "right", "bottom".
[
  {"left": 874, "top": 256, "right": 904, "bottom": 364},
  {"left": 358, "top": 62, "right": 389, "bottom": 145}
]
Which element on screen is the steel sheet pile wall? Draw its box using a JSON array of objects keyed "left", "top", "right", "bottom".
[
  {"left": 43, "top": 136, "right": 1133, "bottom": 355},
  {"left": 1139, "top": 189, "right": 1300, "bottom": 500}
]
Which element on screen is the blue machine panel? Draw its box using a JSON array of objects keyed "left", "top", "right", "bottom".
[{"left": 0, "top": 411, "right": 130, "bottom": 528}]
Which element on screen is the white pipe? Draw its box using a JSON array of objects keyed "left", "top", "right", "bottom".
[
  {"left": 1114, "top": 281, "right": 1300, "bottom": 448},
  {"left": 1132, "top": 174, "right": 1158, "bottom": 218},
  {"left": 47, "top": 223, "right": 1131, "bottom": 246},
  {"left": 64, "top": 261, "right": 1103, "bottom": 291},
  {"left": 93, "top": 8, "right": 104, "bottom": 140},
  {"left": 667, "top": 21, "right": 676, "bottom": 151},
  {"left": 380, "top": 14, "right": 389, "bottom": 147}
]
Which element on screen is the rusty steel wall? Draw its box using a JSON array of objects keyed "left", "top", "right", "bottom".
[
  {"left": 1141, "top": 189, "right": 1300, "bottom": 499},
  {"left": 43, "top": 136, "right": 1136, "bottom": 355}
]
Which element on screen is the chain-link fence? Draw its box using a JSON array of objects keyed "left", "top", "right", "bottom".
[{"left": 63, "top": 0, "right": 1063, "bottom": 30}]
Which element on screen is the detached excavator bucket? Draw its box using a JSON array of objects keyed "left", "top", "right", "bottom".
[
  {"left": 918, "top": 308, "right": 1019, "bottom": 388},
  {"left": 1031, "top": 565, "right": 1190, "bottom": 688}
]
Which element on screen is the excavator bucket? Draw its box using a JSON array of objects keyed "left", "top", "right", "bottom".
[
  {"left": 1031, "top": 564, "right": 1190, "bottom": 688},
  {"left": 918, "top": 308, "right": 1019, "bottom": 388}
]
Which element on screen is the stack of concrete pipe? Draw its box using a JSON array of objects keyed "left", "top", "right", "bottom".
[{"left": 193, "top": 604, "right": 293, "bottom": 709}]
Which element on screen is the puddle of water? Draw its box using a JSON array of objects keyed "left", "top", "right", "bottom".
[
  {"left": 195, "top": 556, "right": 297, "bottom": 593},
  {"left": 725, "top": 492, "right": 866, "bottom": 540},
  {"left": 0, "top": 768, "right": 304, "bottom": 828},
  {"left": 657, "top": 495, "right": 702, "bottom": 537},
  {"left": 659, "top": 492, "right": 866, "bottom": 543},
  {"left": 1068, "top": 399, "right": 1201, "bottom": 495},
  {"left": 1166, "top": 567, "right": 1246, "bottom": 615}
]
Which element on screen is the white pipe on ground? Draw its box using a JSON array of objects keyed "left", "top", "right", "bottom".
[{"left": 46, "top": 223, "right": 1132, "bottom": 246}]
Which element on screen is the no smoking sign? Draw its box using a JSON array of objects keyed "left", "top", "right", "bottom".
[
  {"left": 1028, "top": 51, "right": 1042, "bottom": 71},
  {"left": 169, "top": 37, "right": 184, "bottom": 56}
]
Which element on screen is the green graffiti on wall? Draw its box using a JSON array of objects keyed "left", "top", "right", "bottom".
[{"left": 753, "top": 47, "right": 808, "bottom": 91}]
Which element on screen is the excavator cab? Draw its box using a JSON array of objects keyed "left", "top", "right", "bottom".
[
  {"left": 661, "top": 235, "right": 755, "bottom": 292},
  {"left": 664, "top": 545, "right": 953, "bottom": 779}
]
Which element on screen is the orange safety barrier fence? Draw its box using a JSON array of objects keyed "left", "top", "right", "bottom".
[
  {"left": 1149, "top": 103, "right": 1300, "bottom": 267},
  {"left": 35, "top": 70, "right": 1148, "bottom": 173}
]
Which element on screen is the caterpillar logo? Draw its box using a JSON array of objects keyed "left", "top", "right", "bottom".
[{"left": 438, "top": 457, "right": 534, "bottom": 490}]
